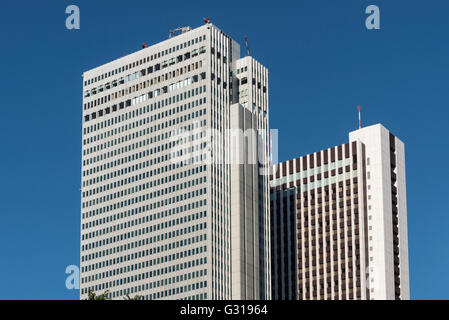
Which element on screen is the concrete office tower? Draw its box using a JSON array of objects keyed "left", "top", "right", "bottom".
[
  {"left": 229, "top": 57, "right": 270, "bottom": 299},
  {"left": 80, "top": 23, "right": 270, "bottom": 300},
  {"left": 270, "top": 124, "right": 409, "bottom": 300},
  {"left": 349, "top": 124, "right": 409, "bottom": 300}
]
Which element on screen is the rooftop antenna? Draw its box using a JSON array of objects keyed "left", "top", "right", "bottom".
[
  {"left": 244, "top": 35, "right": 250, "bottom": 56},
  {"left": 169, "top": 26, "right": 192, "bottom": 38},
  {"left": 358, "top": 105, "right": 362, "bottom": 129}
]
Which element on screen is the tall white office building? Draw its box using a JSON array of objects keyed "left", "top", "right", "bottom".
[
  {"left": 349, "top": 124, "right": 409, "bottom": 300},
  {"left": 80, "top": 23, "right": 270, "bottom": 300},
  {"left": 270, "top": 124, "right": 409, "bottom": 300}
]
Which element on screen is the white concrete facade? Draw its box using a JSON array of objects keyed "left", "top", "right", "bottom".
[
  {"left": 80, "top": 23, "right": 271, "bottom": 300},
  {"left": 350, "top": 124, "right": 410, "bottom": 300},
  {"left": 229, "top": 56, "right": 270, "bottom": 299}
]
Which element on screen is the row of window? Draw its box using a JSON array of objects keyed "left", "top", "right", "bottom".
[
  {"left": 82, "top": 108, "right": 206, "bottom": 177},
  {"left": 83, "top": 96, "right": 206, "bottom": 173},
  {"left": 82, "top": 106, "right": 206, "bottom": 180},
  {"left": 148, "top": 267, "right": 206, "bottom": 291},
  {"left": 82, "top": 219, "right": 207, "bottom": 279},
  {"left": 83, "top": 95, "right": 204, "bottom": 151},
  {"left": 84, "top": 56, "right": 206, "bottom": 111},
  {"left": 83, "top": 232, "right": 206, "bottom": 275},
  {"left": 83, "top": 109, "right": 205, "bottom": 179},
  {"left": 149, "top": 280, "right": 207, "bottom": 300},
  {"left": 84, "top": 34, "right": 206, "bottom": 86},
  {"left": 82, "top": 165, "right": 206, "bottom": 202},
  {"left": 82, "top": 163, "right": 206, "bottom": 220},
  {"left": 82, "top": 256, "right": 207, "bottom": 298},
  {"left": 82, "top": 211, "right": 206, "bottom": 261},
  {"left": 82, "top": 169, "right": 207, "bottom": 209},
  {"left": 84, "top": 72, "right": 206, "bottom": 122},
  {"left": 271, "top": 158, "right": 354, "bottom": 187},
  {"left": 84, "top": 48, "right": 206, "bottom": 100},
  {"left": 82, "top": 203, "right": 208, "bottom": 273},
  {"left": 99, "top": 269, "right": 208, "bottom": 300}
]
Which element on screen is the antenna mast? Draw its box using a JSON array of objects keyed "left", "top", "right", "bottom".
[
  {"left": 358, "top": 105, "right": 362, "bottom": 129},
  {"left": 244, "top": 36, "right": 250, "bottom": 56}
]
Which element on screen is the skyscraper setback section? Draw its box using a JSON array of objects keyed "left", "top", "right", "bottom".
[{"left": 80, "top": 23, "right": 271, "bottom": 300}]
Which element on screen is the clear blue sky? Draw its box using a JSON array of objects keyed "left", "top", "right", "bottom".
[{"left": 0, "top": 0, "right": 448, "bottom": 300}]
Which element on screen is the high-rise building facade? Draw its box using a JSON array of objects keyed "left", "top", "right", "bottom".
[
  {"left": 270, "top": 124, "right": 409, "bottom": 300},
  {"left": 80, "top": 23, "right": 270, "bottom": 300},
  {"left": 229, "top": 57, "right": 270, "bottom": 299}
]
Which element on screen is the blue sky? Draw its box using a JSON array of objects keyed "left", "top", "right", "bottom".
[{"left": 0, "top": 0, "right": 448, "bottom": 300}]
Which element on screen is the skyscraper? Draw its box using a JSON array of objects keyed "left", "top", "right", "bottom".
[
  {"left": 80, "top": 23, "right": 271, "bottom": 300},
  {"left": 270, "top": 124, "right": 409, "bottom": 300}
]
